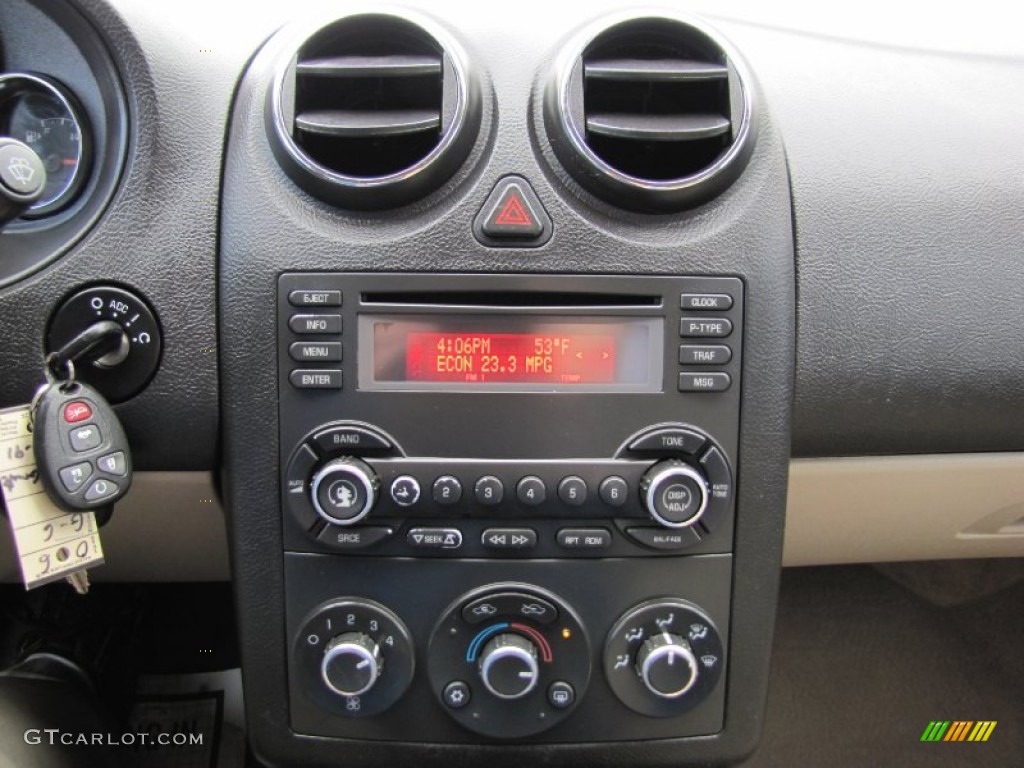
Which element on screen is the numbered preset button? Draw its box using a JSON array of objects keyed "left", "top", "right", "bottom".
[
  {"left": 474, "top": 476, "right": 504, "bottom": 506},
  {"left": 516, "top": 476, "right": 547, "bottom": 506},
  {"left": 557, "top": 476, "right": 588, "bottom": 506},
  {"left": 432, "top": 475, "right": 463, "bottom": 506},
  {"left": 598, "top": 476, "right": 628, "bottom": 507}
]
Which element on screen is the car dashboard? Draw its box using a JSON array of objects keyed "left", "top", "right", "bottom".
[{"left": 0, "top": 1, "right": 1022, "bottom": 766}]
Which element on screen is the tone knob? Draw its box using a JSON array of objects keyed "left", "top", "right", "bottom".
[
  {"left": 310, "top": 457, "right": 378, "bottom": 525},
  {"left": 639, "top": 460, "right": 709, "bottom": 528},
  {"left": 635, "top": 632, "right": 699, "bottom": 699},
  {"left": 320, "top": 632, "right": 382, "bottom": 697},
  {"left": 478, "top": 633, "right": 539, "bottom": 700}
]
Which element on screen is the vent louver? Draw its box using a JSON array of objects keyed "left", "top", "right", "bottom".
[
  {"left": 545, "top": 16, "right": 754, "bottom": 212},
  {"left": 268, "top": 13, "right": 479, "bottom": 209}
]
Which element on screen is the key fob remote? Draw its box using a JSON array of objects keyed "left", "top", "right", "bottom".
[{"left": 34, "top": 380, "right": 133, "bottom": 512}]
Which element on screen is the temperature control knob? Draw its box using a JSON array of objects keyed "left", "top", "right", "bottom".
[
  {"left": 310, "top": 457, "right": 378, "bottom": 525},
  {"left": 320, "top": 632, "right": 382, "bottom": 697},
  {"left": 639, "top": 460, "right": 709, "bottom": 528},
  {"left": 478, "top": 633, "right": 539, "bottom": 700},
  {"left": 635, "top": 633, "right": 698, "bottom": 699}
]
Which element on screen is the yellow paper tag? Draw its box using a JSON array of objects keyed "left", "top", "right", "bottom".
[{"left": 0, "top": 404, "right": 104, "bottom": 589}]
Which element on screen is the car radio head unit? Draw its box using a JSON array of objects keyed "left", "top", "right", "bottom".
[
  {"left": 277, "top": 272, "right": 742, "bottom": 558},
  {"left": 275, "top": 272, "right": 744, "bottom": 743}
]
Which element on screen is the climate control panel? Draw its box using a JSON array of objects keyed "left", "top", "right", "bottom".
[{"left": 287, "top": 564, "right": 730, "bottom": 743}]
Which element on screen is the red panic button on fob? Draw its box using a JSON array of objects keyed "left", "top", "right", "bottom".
[{"left": 63, "top": 401, "right": 93, "bottom": 424}]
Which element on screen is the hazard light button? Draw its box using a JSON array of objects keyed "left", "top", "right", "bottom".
[{"left": 473, "top": 175, "right": 552, "bottom": 246}]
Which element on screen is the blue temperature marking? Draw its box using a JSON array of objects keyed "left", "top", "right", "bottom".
[{"left": 466, "top": 623, "right": 509, "bottom": 662}]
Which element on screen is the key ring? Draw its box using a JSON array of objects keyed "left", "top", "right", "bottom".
[
  {"left": 44, "top": 353, "right": 77, "bottom": 390},
  {"left": 30, "top": 356, "right": 77, "bottom": 431}
]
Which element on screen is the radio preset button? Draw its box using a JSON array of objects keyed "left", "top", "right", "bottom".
[
  {"left": 598, "top": 476, "right": 628, "bottom": 507},
  {"left": 289, "top": 314, "right": 342, "bottom": 334},
  {"left": 289, "top": 341, "right": 342, "bottom": 362},
  {"left": 678, "top": 372, "right": 731, "bottom": 393},
  {"left": 628, "top": 428, "right": 706, "bottom": 456},
  {"left": 288, "top": 289, "right": 341, "bottom": 307},
  {"left": 390, "top": 476, "right": 421, "bottom": 507},
  {"left": 474, "top": 476, "right": 504, "bottom": 506},
  {"left": 289, "top": 369, "right": 342, "bottom": 389},
  {"left": 679, "top": 344, "right": 732, "bottom": 366},
  {"left": 482, "top": 528, "right": 537, "bottom": 550},
  {"left": 432, "top": 475, "right": 463, "bottom": 505},
  {"left": 680, "top": 293, "right": 733, "bottom": 311},
  {"left": 557, "top": 528, "right": 611, "bottom": 549},
  {"left": 680, "top": 317, "right": 732, "bottom": 338},
  {"left": 516, "top": 476, "right": 546, "bottom": 506},
  {"left": 557, "top": 476, "right": 588, "bottom": 506},
  {"left": 407, "top": 527, "right": 463, "bottom": 549}
]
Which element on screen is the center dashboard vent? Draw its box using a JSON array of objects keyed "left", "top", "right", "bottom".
[
  {"left": 544, "top": 15, "right": 755, "bottom": 212},
  {"left": 267, "top": 13, "right": 480, "bottom": 210}
]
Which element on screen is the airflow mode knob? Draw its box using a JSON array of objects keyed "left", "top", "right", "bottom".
[{"left": 267, "top": 12, "right": 481, "bottom": 209}]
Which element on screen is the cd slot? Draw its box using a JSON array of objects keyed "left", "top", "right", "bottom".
[{"left": 361, "top": 291, "right": 663, "bottom": 308}]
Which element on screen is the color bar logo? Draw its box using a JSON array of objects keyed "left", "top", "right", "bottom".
[{"left": 921, "top": 721, "right": 997, "bottom": 742}]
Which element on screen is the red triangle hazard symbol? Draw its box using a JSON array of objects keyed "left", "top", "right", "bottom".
[{"left": 494, "top": 192, "right": 533, "bottom": 227}]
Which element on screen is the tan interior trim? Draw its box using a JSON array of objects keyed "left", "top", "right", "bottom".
[
  {"left": 786, "top": 454, "right": 1024, "bottom": 566},
  {"left": 3, "top": 456, "right": 1023, "bottom": 581}
]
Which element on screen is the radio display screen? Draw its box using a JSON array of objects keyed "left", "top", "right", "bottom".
[{"left": 359, "top": 315, "right": 663, "bottom": 392}]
